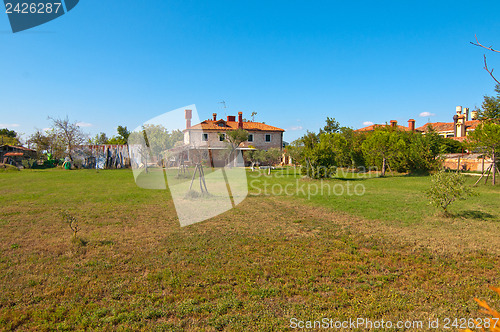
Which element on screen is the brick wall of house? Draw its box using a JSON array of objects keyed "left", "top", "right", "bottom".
[
  {"left": 185, "top": 130, "right": 282, "bottom": 150},
  {"left": 245, "top": 132, "right": 282, "bottom": 149}
]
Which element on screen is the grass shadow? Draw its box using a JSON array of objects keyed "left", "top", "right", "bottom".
[
  {"left": 455, "top": 210, "right": 495, "bottom": 220},
  {"left": 332, "top": 177, "right": 369, "bottom": 182},
  {"left": 404, "top": 172, "right": 431, "bottom": 177}
]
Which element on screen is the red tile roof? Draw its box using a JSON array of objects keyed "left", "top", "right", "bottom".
[
  {"left": 354, "top": 124, "right": 412, "bottom": 132},
  {"left": 4, "top": 152, "right": 24, "bottom": 156},
  {"left": 0, "top": 145, "right": 36, "bottom": 152},
  {"left": 448, "top": 136, "right": 468, "bottom": 142},
  {"left": 416, "top": 120, "right": 480, "bottom": 133},
  {"left": 187, "top": 119, "right": 284, "bottom": 132}
]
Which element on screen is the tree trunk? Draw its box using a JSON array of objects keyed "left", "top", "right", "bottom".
[
  {"left": 381, "top": 157, "right": 386, "bottom": 177},
  {"left": 68, "top": 144, "right": 74, "bottom": 162},
  {"left": 493, "top": 151, "right": 496, "bottom": 185}
]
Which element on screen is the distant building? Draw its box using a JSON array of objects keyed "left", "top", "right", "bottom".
[
  {"left": 178, "top": 110, "right": 284, "bottom": 166},
  {"left": 354, "top": 119, "right": 416, "bottom": 132},
  {"left": 354, "top": 106, "right": 481, "bottom": 142},
  {"left": 0, "top": 145, "right": 37, "bottom": 167},
  {"left": 416, "top": 106, "right": 480, "bottom": 141}
]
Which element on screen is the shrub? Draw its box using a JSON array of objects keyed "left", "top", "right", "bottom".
[
  {"left": 61, "top": 211, "right": 81, "bottom": 238},
  {"left": 0, "top": 164, "right": 19, "bottom": 172},
  {"left": 426, "top": 170, "right": 476, "bottom": 215}
]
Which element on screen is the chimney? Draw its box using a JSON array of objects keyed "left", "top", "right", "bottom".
[
  {"left": 456, "top": 115, "right": 466, "bottom": 137},
  {"left": 463, "top": 107, "right": 469, "bottom": 121},
  {"left": 453, "top": 114, "right": 458, "bottom": 137},
  {"left": 456, "top": 106, "right": 462, "bottom": 116},
  {"left": 390, "top": 120, "right": 397, "bottom": 128},
  {"left": 238, "top": 112, "right": 243, "bottom": 129},
  {"left": 185, "top": 109, "right": 192, "bottom": 129},
  {"left": 471, "top": 110, "right": 479, "bottom": 120},
  {"left": 227, "top": 115, "right": 236, "bottom": 122},
  {"left": 408, "top": 119, "right": 415, "bottom": 132},
  {"left": 212, "top": 113, "right": 217, "bottom": 121}
]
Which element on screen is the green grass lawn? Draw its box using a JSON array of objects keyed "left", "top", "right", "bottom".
[
  {"left": 249, "top": 167, "right": 500, "bottom": 224},
  {"left": 0, "top": 168, "right": 499, "bottom": 331}
]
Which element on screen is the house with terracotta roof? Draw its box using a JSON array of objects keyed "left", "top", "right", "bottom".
[
  {"left": 0, "top": 145, "right": 37, "bottom": 167},
  {"left": 179, "top": 110, "right": 284, "bottom": 166},
  {"left": 416, "top": 106, "right": 480, "bottom": 141},
  {"left": 354, "top": 106, "right": 481, "bottom": 142},
  {"left": 354, "top": 119, "right": 417, "bottom": 133}
]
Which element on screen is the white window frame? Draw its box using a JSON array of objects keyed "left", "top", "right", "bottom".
[{"left": 202, "top": 133, "right": 208, "bottom": 141}]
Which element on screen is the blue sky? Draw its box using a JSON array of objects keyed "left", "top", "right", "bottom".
[{"left": 1, "top": 0, "right": 499, "bottom": 142}]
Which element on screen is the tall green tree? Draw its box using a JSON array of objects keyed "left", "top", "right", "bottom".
[
  {"left": 244, "top": 149, "right": 260, "bottom": 170},
  {"left": 108, "top": 126, "right": 131, "bottom": 145},
  {"left": 0, "top": 128, "right": 21, "bottom": 145},
  {"left": 48, "top": 116, "right": 87, "bottom": 161},
  {"left": 403, "top": 131, "right": 442, "bottom": 174},
  {"left": 477, "top": 84, "right": 500, "bottom": 123},
  {"left": 142, "top": 124, "right": 170, "bottom": 163},
  {"left": 117, "top": 126, "right": 131, "bottom": 142},
  {"left": 319, "top": 117, "right": 341, "bottom": 134},
  {"left": 301, "top": 132, "right": 340, "bottom": 178},
  {"left": 468, "top": 122, "right": 500, "bottom": 185},
  {"left": 361, "top": 129, "right": 405, "bottom": 176},
  {"left": 224, "top": 128, "right": 248, "bottom": 165},
  {"left": 285, "top": 139, "right": 305, "bottom": 166},
  {"left": 137, "top": 125, "right": 185, "bottom": 164},
  {"left": 260, "top": 148, "right": 282, "bottom": 175},
  {"left": 0, "top": 128, "right": 17, "bottom": 138},
  {"left": 28, "top": 129, "right": 65, "bottom": 159},
  {"left": 340, "top": 128, "right": 367, "bottom": 168},
  {"left": 88, "top": 132, "right": 109, "bottom": 145}
]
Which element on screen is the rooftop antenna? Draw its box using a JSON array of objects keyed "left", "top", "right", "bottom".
[
  {"left": 218, "top": 100, "right": 227, "bottom": 118},
  {"left": 251, "top": 111, "right": 257, "bottom": 122},
  {"left": 219, "top": 100, "right": 227, "bottom": 110}
]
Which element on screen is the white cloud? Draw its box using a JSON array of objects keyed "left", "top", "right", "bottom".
[
  {"left": 76, "top": 122, "right": 93, "bottom": 127},
  {"left": 419, "top": 112, "right": 435, "bottom": 117},
  {"left": 0, "top": 123, "right": 20, "bottom": 128},
  {"left": 287, "top": 125, "right": 303, "bottom": 131},
  {"left": 362, "top": 121, "right": 374, "bottom": 126}
]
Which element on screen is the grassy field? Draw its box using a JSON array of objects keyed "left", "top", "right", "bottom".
[{"left": 0, "top": 167, "right": 499, "bottom": 331}]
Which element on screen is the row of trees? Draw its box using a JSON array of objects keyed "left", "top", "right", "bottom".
[
  {"left": 88, "top": 125, "right": 131, "bottom": 145},
  {"left": 27, "top": 118, "right": 188, "bottom": 164},
  {"left": 286, "top": 122, "right": 457, "bottom": 178},
  {"left": 19, "top": 117, "right": 281, "bottom": 169},
  {"left": 468, "top": 84, "right": 500, "bottom": 184},
  {"left": 244, "top": 148, "right": 282, "bottom": 173},
  {"left": 27, "top": 117, "right": 133, "bottom": 161},
  {"left": 287, "top": 85, "right": 500, "bottom": 179},
  {"left": 130, "top": 124, "right": 184, "bottom": 164}
]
